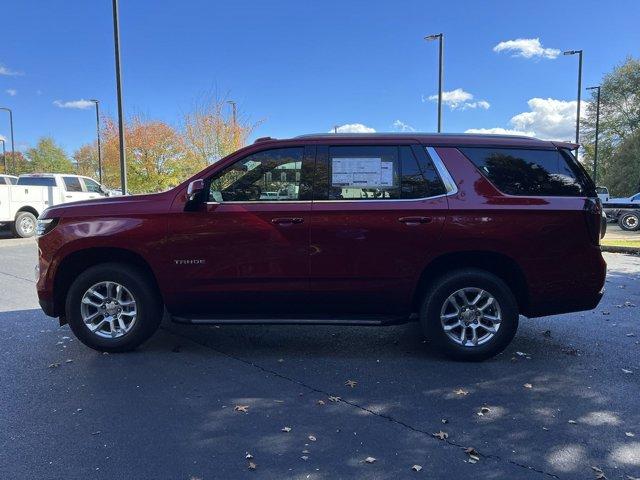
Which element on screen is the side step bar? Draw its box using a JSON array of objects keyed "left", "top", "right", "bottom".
[{"left": 172, "top": 314, "right": 414, "bottom": 327}]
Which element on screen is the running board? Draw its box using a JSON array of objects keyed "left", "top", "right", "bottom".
[{"left": 172, "top": 314, "right": 413, "bottom": 326}]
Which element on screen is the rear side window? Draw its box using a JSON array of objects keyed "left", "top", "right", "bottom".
[
  {"left": 17, "top": 177, "right": 56, "bottom": 187},
  {"left": 460, "top": 147, "right": 586, "bottom": 196},
  {"left": 316, "top": 145, "right": 446, "bottom": 201},
  {"left": 63, "top": 176, "right": 83, "bottom": 192}
]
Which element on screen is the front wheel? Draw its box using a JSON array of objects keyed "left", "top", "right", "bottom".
[
  {"left": 420, "top": 269, "right": 519, "bottom": 361},
  {"left": 65, "top": 263, "right": 163, "bottom": 352},
  {"left": 619, "top": 212, "right": 640, "bottom": 231}
]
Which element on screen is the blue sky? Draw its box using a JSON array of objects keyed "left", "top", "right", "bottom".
[{"left": 1, "top": 0, "right": 639, "bottom": 155}]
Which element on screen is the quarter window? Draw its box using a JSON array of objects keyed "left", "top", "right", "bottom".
[
  {"left": 460, "top": 147, "right": 586, "bottom": 196},
  {"left": 62, "top": 176, "right": 83, "bottom": 192},
  {"left": 208, "top": 147, "right": 306, "bottom": 202}
]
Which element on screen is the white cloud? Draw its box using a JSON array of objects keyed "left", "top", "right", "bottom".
[
  {"left": 0, "top": 64, "right": 23, "bottom": 76},
  {"left": 392, "top": 120, "right": 415, "bottom": 132},
  {"left": 466, "top": 97, "right": 585, "bottom": 141},
  {"left": 330, "top": 123, "right": 376, "bottom": 133},
  {"left": 465, "top": 127, "right": 534, "bottom": 137},
  {"left": 493, "top": 38, "right": 560, "bottom": 59},
  {"left": 53, "top": 99, "right": 94, "bottom": 110},
  {"left": 426, "top": 88, "right": 490, "bottom": 110},
  {"left": 5, "top": 89, "right": 17, "bottom": 96}
]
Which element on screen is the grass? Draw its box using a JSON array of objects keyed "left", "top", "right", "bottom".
[{"left": 601, "top": 238, "right": 640, "bottom": 248}]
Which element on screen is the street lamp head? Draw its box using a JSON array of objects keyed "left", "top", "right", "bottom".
[
  {"left": 424, "top": 33, "right": 442, "bottom": 41},
  {"left": 89, "top": 99, "right": 99, "bottom": 103},
  {"left": 563, "top": 50, "right": 582, "bottom": 56},
  {"left": 586, "top": 86, "right": 600, "bottom": 91}
]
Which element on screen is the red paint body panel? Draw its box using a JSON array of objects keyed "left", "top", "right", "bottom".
[{"left": 36, "top": 134, "right": 606, "bottom": 321}]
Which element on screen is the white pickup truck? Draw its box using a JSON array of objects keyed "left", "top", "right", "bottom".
[{"left": 0, "top": 173, "right": 108, "bottom": 237}]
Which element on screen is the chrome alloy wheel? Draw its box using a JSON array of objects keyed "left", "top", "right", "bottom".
[
  {"left": 20, "top": 216, "right": 35, "bottom": 235},
  {"left": 440, "top": 287, "right": 501, "bottom": 347},
  {"left": 80, "top": 281, "right": 137, "bottom": 338}
]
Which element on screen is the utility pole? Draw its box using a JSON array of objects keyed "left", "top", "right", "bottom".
[
  {"left": 90, "top": 99, "right": 103, "bottom": 184},
  {"left": 586, "top": 86, "right": 601, "bottom": 184},
  {"left": 425, "top": 33, "right": 444, "bottom": 132},
  {"left": 563, "top": 49, "right": 583, "bottom": 155},
  {"left": 0, "top": 139, "right": 6, "bottom": 174},
  {"left": 112, "top": 0, "right": 127, "bottom": 194},
  {"left": 0, "top": 107, "right": 15, "bottom": 173}
]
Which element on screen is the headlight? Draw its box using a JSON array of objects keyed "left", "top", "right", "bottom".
[{"left": 36, "top": 218, "right": 59, "bottom": 236}]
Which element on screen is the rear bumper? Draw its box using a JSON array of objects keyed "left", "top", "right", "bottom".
[{"left": 523, "top": 248, "right": 606, "bottom": 318}]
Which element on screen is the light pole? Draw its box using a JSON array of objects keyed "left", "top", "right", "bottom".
[
  {"left": 0, "top": 139, "right": 6, "bottom": 174},
  {"left": 333, "top": 125, "right": 339, "bottom": 133},
  {"left": 0, "top": 107, "right": 15, "bottom": 172},
  {"left": 563, "top": 49, "right": 583, "bottom": 155},
  {"left": 227, "top": 100, "right": 237, "bottom": 126},
  {"left": 89, "top": 99, "right": 103, "bottom": 184},
  {"left": 425, "top": 33, "right": 444, "bottom": 133},
  {"left": 112, "top": 0, "right": 127, "bottom": 194},
  {"left": 586, "top": 86, "right": 601, "bottom": 184}
]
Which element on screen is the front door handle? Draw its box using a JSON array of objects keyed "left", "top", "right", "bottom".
[
  {"left": 271, "top": 217, "right": 304, "bottom": 225},
  {"left": 398, "top": 216, "right": 432, "bottom": 225}
]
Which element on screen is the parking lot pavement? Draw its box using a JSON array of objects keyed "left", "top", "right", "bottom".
[
  {"left": 0, "top": 238, "right": 638, "bottom": 479},
  {"left": 605, "top": 224, "right": 639, "bottom": 241}
]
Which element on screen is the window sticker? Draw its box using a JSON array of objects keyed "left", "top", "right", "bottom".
[{"left": 331, "top": 157, "right": 394, "bottom": 188}]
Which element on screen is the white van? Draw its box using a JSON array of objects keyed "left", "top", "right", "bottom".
[{"left": 0, "top": 173, "right": 108, "bottom": 237}]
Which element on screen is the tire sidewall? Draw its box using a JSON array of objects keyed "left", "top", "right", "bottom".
[
  {"left": 14, "top": 212, "right": 36, "bottom": 238},
  {"left": 620, "top": 213, "right": 640, "bottom": 231},
  {"left": 65, "top": 264, "right": 161, "bottom": 352},
  {"left": 421, "top": 269, "right": 519, "bottom": 361}
]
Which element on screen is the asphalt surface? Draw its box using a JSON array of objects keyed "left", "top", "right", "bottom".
[{"left": 1, "top": 234, "right": 639, "bottom": 479}]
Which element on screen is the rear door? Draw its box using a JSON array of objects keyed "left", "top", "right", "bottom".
[
  {"left": 308, "top": 143, "right": 450, "bottom": 315},
  {"left": 81, "top": 177, "right": 106, "bottom": 199},
  {"left": 61, "top": 176, "right": 88, "bottom": 202}
]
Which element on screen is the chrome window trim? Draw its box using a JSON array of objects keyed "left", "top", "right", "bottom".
[
  {"left": 203, "top": 145, "right": 459, "bottom": 205},
  {"left": 426, "top": 146, "right": 458, "bottom": 195}
]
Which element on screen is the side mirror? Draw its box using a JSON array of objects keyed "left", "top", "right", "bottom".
[{"left": 186, "top": 179, "right": 204, "bottom": 201}]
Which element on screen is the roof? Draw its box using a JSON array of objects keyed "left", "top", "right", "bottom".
[{"left": 255, "top": 132, "right": 574, "bottom": 149}]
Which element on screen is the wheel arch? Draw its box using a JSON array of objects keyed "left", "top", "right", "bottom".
[
  {"left": 53, "top": 247, "right": 163, "bottom": 322},
  {"left": 15, "top": 206, "right": 39, "bottom": 219},
  {"left": 411, "top": 250, "right": 529, "bottom": 313}
]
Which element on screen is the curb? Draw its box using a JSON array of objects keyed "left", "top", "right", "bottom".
[{"left": 601, "top": 245, "right": 640, "bottom": 255}]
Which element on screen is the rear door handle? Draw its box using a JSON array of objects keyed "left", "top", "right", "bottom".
[
  {"left": 398, "top": 216, "right": 432, "bottom": 225},
  {"left": 271, "top": 217, "right": 304, "bottom": 225}
]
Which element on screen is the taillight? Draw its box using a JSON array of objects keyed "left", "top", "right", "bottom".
[{"left": 583, "top": 198, "right": 602, "bottom": 245}]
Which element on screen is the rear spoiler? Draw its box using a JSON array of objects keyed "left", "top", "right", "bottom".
[{"left": 552, "top": 141, "right": 579, "bottom": 151}]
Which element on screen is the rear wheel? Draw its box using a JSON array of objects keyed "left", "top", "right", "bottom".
[
  {"left": 65, "top": 263, "right": 162, "bottom": 352},
  {"left": 619, "top": 212, "right": 640, "bottom": 231},
  {"left": 12, "top": 211, "right": 37, "bottom": 238},
  {"left": 420, "top": 269, "right": 519, "bottom": 361}
]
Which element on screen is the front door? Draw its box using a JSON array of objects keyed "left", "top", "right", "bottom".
[
  {"left": 166, "top": 146, "right": 314, "bottom": 315},
  {"left": 308, "top": 143, "right": 449, "bottom": 315}
]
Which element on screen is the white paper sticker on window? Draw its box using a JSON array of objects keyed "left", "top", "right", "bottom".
[{"left": 331, "top": 157, "right": 394, "bottom": 187}]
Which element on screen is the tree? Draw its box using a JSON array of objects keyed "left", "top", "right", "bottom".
[
  {"left": 74, "top": 143, "right": 99, "bottom": 179},
  {"left": 25, "top": 137, "right": 74, "bottom": 174},
  {"left": 183, "top": 94, "right": 260, "bottom": 166},
  {"left": 582, "top": 57, "right": 640, "bottom": 195},
  {"left": 2, "top": 151, "right": 29, "bottom": 175}
]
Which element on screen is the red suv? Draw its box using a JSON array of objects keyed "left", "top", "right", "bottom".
[{"left": 35, "top": 134, "right": 606, "bottom": 361}]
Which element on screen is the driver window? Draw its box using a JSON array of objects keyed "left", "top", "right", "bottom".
[{"left": 209, "top": 147, "right": 305, "bottom": 202}]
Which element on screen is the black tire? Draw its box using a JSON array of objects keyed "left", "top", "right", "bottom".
[
  {"left": 65, "top": 263, "right": 163, "bottom": 352},
  {"left": 619, "top": 212, "right": 640, "bottom": 231},
  {"left": 12, "top": 211, "right": 37, "bottom": 238},
  {"left": 420, "top": 268, "right": 519, "bottom": 361}
]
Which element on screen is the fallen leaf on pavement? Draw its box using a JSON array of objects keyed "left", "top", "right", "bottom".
[
  {"left": 48, "top": 363, "right": 60, "bottom": 368},
  {"left": 247, "top": 461, "right": 257, "bottom": 470},
  {"left": 281, "top": 426, "right": 291, "bottom": 433},
  {"left": 433, "top": 431, "right": 448, "bottom": 440},
  {"left": 568, "top": 420, "right": 577, "bottom": 424},
  {"left": 465, "top": 447, "right": 480, "bottom": 463},
  {"left": 625, "top": 432, "right": 635, "bottom": 437},
  {"left": 317, "top": 400, "right": 325, "bottom": 405},
  {"left": 591, "top": 466, "right": 606, "bottom": 479},
  {"left": 477, "top": 407, "right": 491, "bottom": 416},
  {"left": 364, "top": 456, "right": 376, "bottom": 464},
  {"left": 622, "top": 369, "right": 633, "bottom": 374},
  {"left": 308, "top": 435, "right": 316, "bottom": 442},
  {"left": 328, "top": 396, "right": 341, "bottom": 402},
  {"left": 453, "top": 388, "right": 468, "bottom": 396},
  {"left": 411, "top": 464, "right": 422, "bottom": 472},
  {"left": 234, "top": 405, "right": 249, "bottom": 413},
  {"left": 523, "top": 383, "right": 533, "bottom": 389},
  {"left": 345, "top": 379, "right": 358, "bottom": 388}
]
